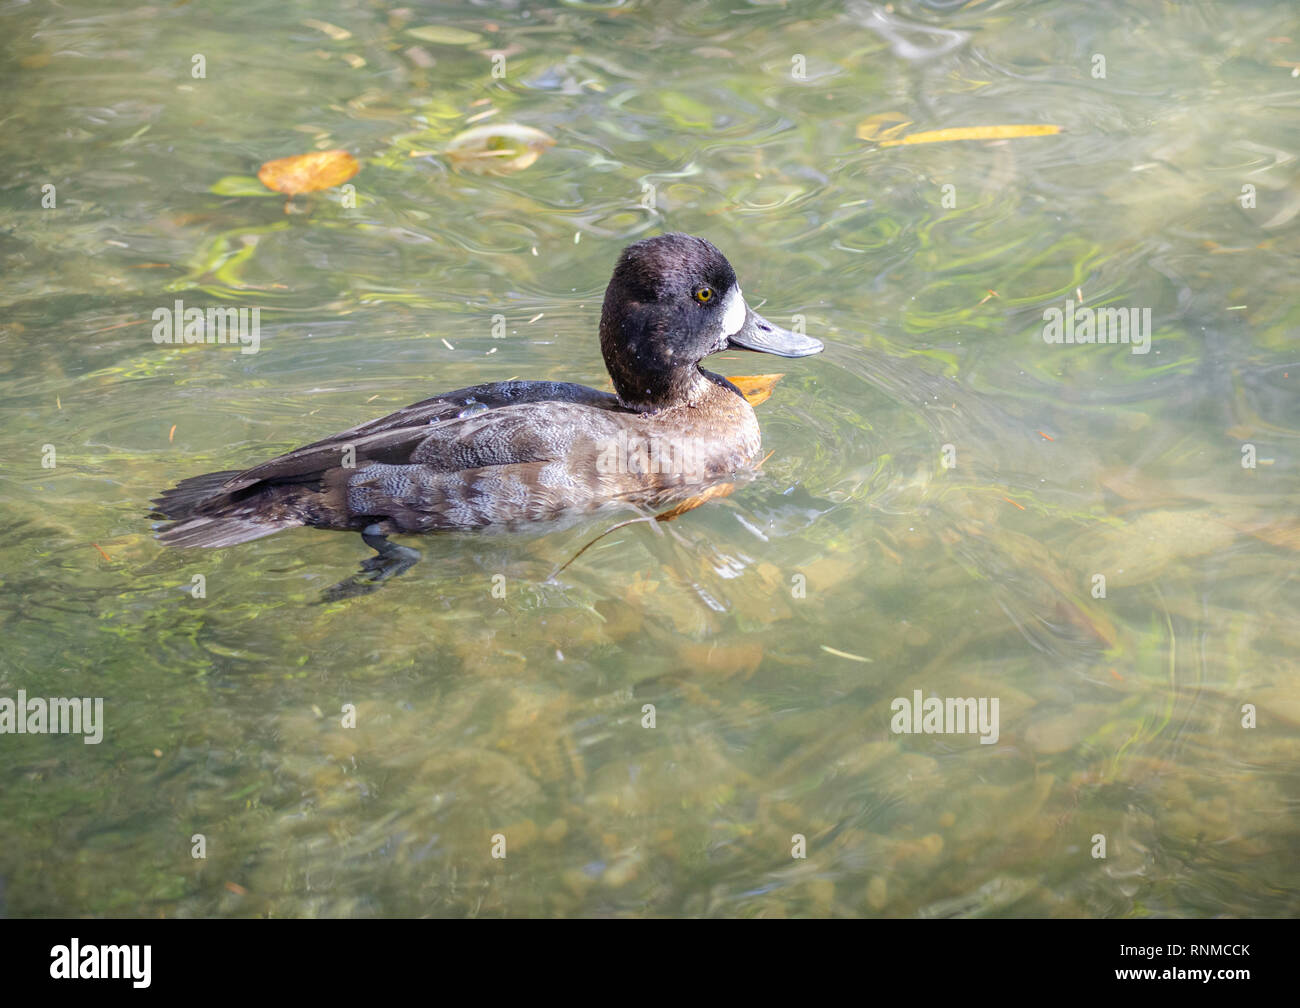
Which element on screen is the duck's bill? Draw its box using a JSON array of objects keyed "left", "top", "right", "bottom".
[{"left": 727, "top": 307, "right": 824, "bottom": 357}]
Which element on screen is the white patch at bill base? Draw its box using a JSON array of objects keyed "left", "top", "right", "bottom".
[{"left": 721, "top": 286, "right": 745, "bottom": 336}]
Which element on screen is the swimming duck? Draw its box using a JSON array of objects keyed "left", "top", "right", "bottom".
[{"left": 153, "top": 233, "right": 822, "bottom": 572}]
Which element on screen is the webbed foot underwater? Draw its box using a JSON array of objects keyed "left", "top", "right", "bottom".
[{"left": 151, "top": 233, "right": 823, "bottom": 570}]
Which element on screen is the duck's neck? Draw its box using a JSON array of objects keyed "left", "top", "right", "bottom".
[
  {"left": 601, "top": 315, "right": 712, "bottom": 411},
  {"left": 612, "top": 365, "right": 719, "bottom": 413}
]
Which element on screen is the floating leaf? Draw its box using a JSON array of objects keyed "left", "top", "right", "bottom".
[
  {"left": 407, "top": 25, "right": 485, "bottom": 46},
  {"left": 724, "top": 373, "right": 784, "bottom": 408},
  {"left": 876, "top": 124, "right": 1061, "bottom": 147},
  {"left": 444, "top": 123, "right": 555, "bottom": 175},
  {"left": 257, "top": 150, "right": 360, "bottom": 195}
]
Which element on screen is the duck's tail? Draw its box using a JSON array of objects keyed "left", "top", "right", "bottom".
[
  {"left": 152, "top": 470, "right": 243, "bottom": 519},
  {"left": 151, "top": 470, "right": 307, "bottom": 547}
]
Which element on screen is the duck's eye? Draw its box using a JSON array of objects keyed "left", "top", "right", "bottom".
[{"left": 694, "top": 286, "right": 714, "bottom": 304}]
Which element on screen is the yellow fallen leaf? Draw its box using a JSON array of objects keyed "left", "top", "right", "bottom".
[
  {"left": 257, "top": 150, "right": 360, "bottom": 195},
  {"left": 444, "top": 123, "right": 555, "bottom": 175},
  {"left": 877, "top": 124, "right": 1061, "bottom": 147},
  {"left": 724, "top": 373, "right": 784, "bottom": 407}
]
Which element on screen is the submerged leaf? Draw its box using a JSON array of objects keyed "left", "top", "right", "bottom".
[
  {"left": 656, "top": 482, "right": 737, "bottom": 522},
  {"left": 819, "top": 645, "right": 873, "bottom": 663},
  {"left": 407, "top": 25, "right": 485, "bottom": 46},
  {"left": 1231, "top": 519, "right": 1300, "bottom": 551},
  {"left": 302, "top": 18, "right": 352, "bottom": 41},
  {"left": 211, "top": 175, "right": 277, "bottom": 197},
  {"left": 257, "top": 150, "right": 360, "bottom": 195},
  {"left": 723, "top": 373, "right": 785, "bottom": 407},
  {"left": 855, "top": 112, "right": 913, "bottom": 142},
  {"left": 1075, "top": 509, "right": 1237, "bottom": 587},
  {"left": 444, "top": 123, "right": 555, "bottom": 175},
  {"left": 877, "top": 124, "right": 1061, "bottom": 147}
]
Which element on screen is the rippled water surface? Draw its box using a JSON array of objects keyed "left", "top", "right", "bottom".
[{"left": 2, "top": 0, "right": 1297, "bottom": 917}]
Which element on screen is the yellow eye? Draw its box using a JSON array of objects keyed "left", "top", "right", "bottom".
[{"left": 694, "top": 286, "right": 714, "bottom": 304}]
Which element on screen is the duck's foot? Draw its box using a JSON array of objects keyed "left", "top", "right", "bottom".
[{"left": 319, "top": 525, "right": 422, "bottom": 602}]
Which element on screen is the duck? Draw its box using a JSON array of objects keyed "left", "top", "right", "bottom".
[{"left": 152, "top": 233, "right": 823, "bottom": 579}]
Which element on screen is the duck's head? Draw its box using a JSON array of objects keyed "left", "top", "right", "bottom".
[{"left": 599, "top": 233, "right": 823, "bottom": 410}]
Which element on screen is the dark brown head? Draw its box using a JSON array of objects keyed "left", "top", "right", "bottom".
[{"left": 598, "top": 233, "right": 822, "bottom": 410}]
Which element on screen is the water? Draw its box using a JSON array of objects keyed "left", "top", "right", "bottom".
[{"left": 1, "top": 0, "right": 1297, "bottom": 917}]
